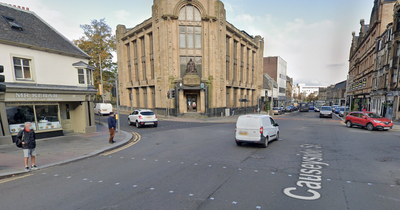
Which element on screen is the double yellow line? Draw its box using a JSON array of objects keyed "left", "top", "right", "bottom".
[
  {"left": 101, "top": 132, "right": 141, "bottom": 156},
  {"left": 0, "top": 174, "right": 32, "bottom": 185}
]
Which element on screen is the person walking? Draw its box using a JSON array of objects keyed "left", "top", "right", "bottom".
[
  {"left": 108, "top": 112, "right": 116, "bottom": 144},
  {"left": 16, "top": 122, "right": 37, "bottom": 172}
]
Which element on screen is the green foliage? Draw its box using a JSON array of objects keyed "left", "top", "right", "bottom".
[
  {"left": 73, "top": 18, "right": 117, "bottom": 100},
  {"left": 264, "top": 101, "right": 271, "bottom": 111}
]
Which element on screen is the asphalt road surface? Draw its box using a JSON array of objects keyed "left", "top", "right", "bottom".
[{"left": 2, "top": 111, "right": 400, "bottom": 210}]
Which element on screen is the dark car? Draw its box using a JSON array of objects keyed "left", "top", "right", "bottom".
[
  {"left": 299, "top": 103, "right": 308, "bottom": 112},
  {"left": 309, "top": 105, "right": 314, "bottom": 110},
  {"left": 285, "top": 106, "right": 293, "bottom": 112}
]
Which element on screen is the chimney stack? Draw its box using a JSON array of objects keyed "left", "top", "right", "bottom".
[{"left": 8, "top": 4, "right": 30, "bottom": 11}]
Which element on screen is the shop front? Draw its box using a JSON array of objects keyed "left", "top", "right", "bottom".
[{"left": 0, "top": 88, "right": 96, "bottom": 144}]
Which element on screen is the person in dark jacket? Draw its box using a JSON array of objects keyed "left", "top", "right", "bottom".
[
  {"left": 16, "top": 122, "right": 37, "bottom": 171},
  {"left": 108, "top": 112, "right": 116, "bottom": 144}
]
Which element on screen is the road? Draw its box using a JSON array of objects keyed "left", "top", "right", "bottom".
[{"left": 2, "top": 111, "right": 400, "bottom": 209}]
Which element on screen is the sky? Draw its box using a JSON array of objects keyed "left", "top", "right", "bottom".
[{"left": 4, "top": 0, "right": 374, "bottom": 86}]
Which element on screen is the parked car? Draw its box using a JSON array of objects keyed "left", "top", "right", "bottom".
[
  {"left": 280, "top": 107, "right": 286, "bottom": 113},
  {"left": 345, "top": 112, "right": 393, "bottom": 131},
  {"left": 339, "top": 107, "right": 349, "bottom": 117},
  {"left": 331, "top": 105, "right": 340, "bottom": 112},
  {"left": 334, "top": 107, "right": 341, "bottom": 114},
  {"left": 309, "top": 104, "right": 314, "bottom": 110},
  {"left": 272, "top": 107, "right": 282, "bottom": 115},
  {"left": 314, "top": 106, "right": 321, "bottom": 112},
  {"left": 128, "top": 110, "right": 158, "bottom": 128},
  {"left": 319, "top": 106, "right": 332, "bottom": 118},
  {"left": 94, "top": 103, "right": 113, "bottom": 115},
  {"left": 235, "top": 115, "right": 279, "bottom": 148},
  {"left": 299, "top": 103, "right": 308, "bottom": 112},
  {"left": 285, "top": 106, "right": 293, "bottom": 112}
]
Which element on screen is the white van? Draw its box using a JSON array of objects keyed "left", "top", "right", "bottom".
[
  {"left": 235, "top": 115, "right": 279, "bottom": 148},
  {"left": 94, "top": 103, "right": 113, "bottom": 115}
]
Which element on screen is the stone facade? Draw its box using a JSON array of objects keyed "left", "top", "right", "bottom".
[
  {"left": 348, "top": 0, "right": 397, "bottom": 112},
  {"left": 116, "top": 0, "right": 264, "bottom": 116}
]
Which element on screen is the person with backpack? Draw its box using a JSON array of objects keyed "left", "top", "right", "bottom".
[{"left": 16, "top": 122, "right": 37, "bottom": 171}]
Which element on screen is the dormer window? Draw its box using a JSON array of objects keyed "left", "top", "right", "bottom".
[{"left": 2, "top": 16, "right": 23, "bottom": 31}]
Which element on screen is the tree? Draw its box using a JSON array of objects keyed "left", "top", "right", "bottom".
[{"left": 73, "top": 19, "right": 116, "bottom": 100}]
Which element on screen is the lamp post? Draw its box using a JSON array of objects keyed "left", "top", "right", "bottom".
[{"left": 99, "top": 55, "right": 104, "bottom": 103}]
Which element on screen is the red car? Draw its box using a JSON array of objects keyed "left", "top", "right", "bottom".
[{"left": 345, "top": 111, "right": 393, "bottom": 131}]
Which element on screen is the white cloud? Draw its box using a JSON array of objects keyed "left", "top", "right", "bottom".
[{"left": 114, "top": 10, "right": 131, "bottom": 21}]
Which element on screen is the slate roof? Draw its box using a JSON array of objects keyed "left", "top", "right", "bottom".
[{"left": 0, "top": 3, "right": 90, "bottom": 59}]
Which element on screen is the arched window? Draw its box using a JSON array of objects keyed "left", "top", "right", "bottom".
[
  {"left": 179, "top": 5, "right": 201, "bottom": 21},
  {"left": 178, "top": 5, "right": 202, "bottom": 78}
]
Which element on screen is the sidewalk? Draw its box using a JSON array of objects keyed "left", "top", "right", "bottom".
[{"left": 0, "top": 124, "right": 132, "bottom": 178}]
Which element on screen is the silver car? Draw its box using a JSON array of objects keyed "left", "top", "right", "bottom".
[{"left": 319, "top": 106, "right": 332, "bottom": 118}]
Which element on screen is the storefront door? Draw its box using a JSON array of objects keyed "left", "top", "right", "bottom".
[
  {"left": 60, "top": 103, "right": 73, "bottom": 132},
  {"left": 187, "top": 95, "right": 197, "bottom": 112}
]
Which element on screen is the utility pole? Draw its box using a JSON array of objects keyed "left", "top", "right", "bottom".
[{"left": 99, "top": 55, "right": 104, "bottom": 103}]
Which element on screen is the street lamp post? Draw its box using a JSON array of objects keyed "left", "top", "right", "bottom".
[{"left": 99, "top": 55, "right": 104, "bottom": 103}]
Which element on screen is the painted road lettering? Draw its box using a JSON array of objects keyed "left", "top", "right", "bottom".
[{"left": 283, "top": 144, "right": 329, "bottom": 200}]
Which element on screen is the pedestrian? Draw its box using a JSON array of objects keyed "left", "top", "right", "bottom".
[
  {"left": 108, "top": 112, "right": 116, "bottom": 144},
  {"left": 16, "top": 122, "right": 37, "bottom": 172}
]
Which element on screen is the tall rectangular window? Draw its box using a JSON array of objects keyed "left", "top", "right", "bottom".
[
  {"left": 149, "top": 33, "right": 155, "bottom": 79},
  {"left": 226, "top": 36, "right": 230, "bottom": 80},
  {"left": 133, "top": 40, "right": 139, "bottom": 81},
  {"left": 246, "top": 48, "right": 250, "bottom": 83},
  {"left": 86, "top": 69, "right": 93, "bottom": 85},
  {"left": 13, "top": 57, "right": 31, "bottom": 79},
  {"left": 252, "top": 51, "right": 255, "bottom": 84},
  {"left": 180, "top": 26, "right": 201, "bottom": 49},
  {"left": 233, "top": 41, "right": 238, "bottom": 81},
  {"left": 240, "top": 45, "right": 244, "bottom": 82},
  {"left": 140, "top": 37, "right": 146, "bottom": 80},
  {"left": 126, "top": 43, "right": 132, "bottom": 83},
  {"left": 78, "top": 69, "right": 85, "bottom": 84}
]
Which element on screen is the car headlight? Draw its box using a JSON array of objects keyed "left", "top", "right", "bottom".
[{"left": 373, "top": 120, "right": 382, "bottom": 123}]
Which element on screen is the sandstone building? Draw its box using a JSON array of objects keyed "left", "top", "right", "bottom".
[{"left": 116, "top": 0, "right": 264, "bottom": 116}]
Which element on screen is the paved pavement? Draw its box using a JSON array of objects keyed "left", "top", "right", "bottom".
[
  {"left": 2, "top": 110, "right": 400, "bottom": 209},
  {"left": 0, "top": 124, "right": 132, "bottom": 178}
]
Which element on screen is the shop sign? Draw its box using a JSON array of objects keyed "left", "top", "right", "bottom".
[{"left": 6, "top": 93, "right": 86, "bottom": 102}]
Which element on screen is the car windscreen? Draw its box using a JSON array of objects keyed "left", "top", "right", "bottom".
[
  {"left": 321, "top": 107, "right": 331, "bottom": 111},
  {"left": 141, "top": 112, "right": 155, "bottom": 115},
  {"left": 365, "top": 113, "right": 381, "bottom": 118},
  {"left": 273, "top": 107, "right": 280, "bottom": 110},
  {"left": 301, "top": 104, "right": 307, "bottom": 107}
]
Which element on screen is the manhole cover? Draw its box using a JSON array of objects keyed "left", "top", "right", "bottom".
[{"left": 251, "top": 155, "right": 266, "bottom": 159}]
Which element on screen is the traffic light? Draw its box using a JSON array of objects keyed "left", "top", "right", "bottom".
[
  {"left": 171, "top": 89, "right": 175, "bottom": 99},
  {"left": 0, "top": 65, "right": 6, "bottom": 92},
  {"left": 167, "top": 91, "right": 170, "bottom": 99}
]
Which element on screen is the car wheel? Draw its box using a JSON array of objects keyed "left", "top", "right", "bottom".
[
  {"left": 346, "top": 121, "right": 352, "bottom": 128},
  {"left": 276, "top": 132, "right": 279, "bottom": 141},
  {"left": 236, "top": 142, "right": 242, "bottom": 146},
  {"left": 319, "top": 114, "right": 322, "bottom": 118},
  {"left": 136, "top": 121, "right": 141, "bottom": 128},
  {"left": 262, "top": 137, "right": 269, "bottom": 148},
  {"left": 367, "top": 123, "right": 374, "bottom": 131}
]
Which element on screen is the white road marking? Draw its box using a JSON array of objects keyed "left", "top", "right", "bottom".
[
  {"left": 143, "top": 158, "right": 146, "bottom": 160},
  {"left": 347, "top": 181, "right": 351, "bottom": 183},
  {"left": 132, "top": 158, "right": 135, "bottom": 159},
  {"left": 133, "top": 185, "right": 137, "bottom": 188},
  {"left": 155, "top": 160, "right": 158, "bottom": 161},
  {"left": 210, "top": 197, "right": 215, "bottom": 200},
  {"left": 54, "top": 174, "right": 59, "bottom": 177},
  {"left": 232, "top": 201, "right": 237, "bottom": 205},
  {"left": 169, "top": 191, "right": 174, "bottom": 193},
  {"left": 189, "top": 194, "right": 193, "bottom": 197},
  {"left": 255, "top": 170, "right": 258, "bottom": 173},
  {"left": 115, "top": 183, "right": 120, "bottom": 185},
  {"left": 120, "top": 157, "right": 123, "bottom": 159},
  {"left": 209, "top": 165, "right": 212, "bottom": 167},
  {"left": 223, "top": 167, "right": 227, "bottom": 169},
  {"left": 83, "top": 178, "right": 88, "bottom": 181},
  {"left": 256, "top": 206, "right": 262, "bottom": 209},
  {"left": 99, "top": 181, "right": 103, "bottom": 183},
  {"left": 42, "top": 173, "right": 46, "bottom": 175},
  {"left": 327, "top": 179, "right": 331, "bottom": 181},
  {"left": 168, "top": 161, "right": 171, "bottom": 163},
  {"left": 288, "top": 175, "right": 292, "bottom": 177},
  {"left": 150, "top": 188, "right": 154, "bottom": 190},
  {"left": 67, "top": 176, "right": 71, "bottom": 179},
  {"left": 368, "top": 183, "right": 372, "bottom": 186},
  {"left": 271, "top": 172, "right": 275, "bottom": 175}
]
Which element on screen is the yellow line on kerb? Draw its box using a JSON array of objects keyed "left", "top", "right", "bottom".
[
  {"left": 0, "top": 174, "right": 33, "bottom": 185},
  {"left": 101, "top": 132, "right": 141, "bottom": 156}
]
